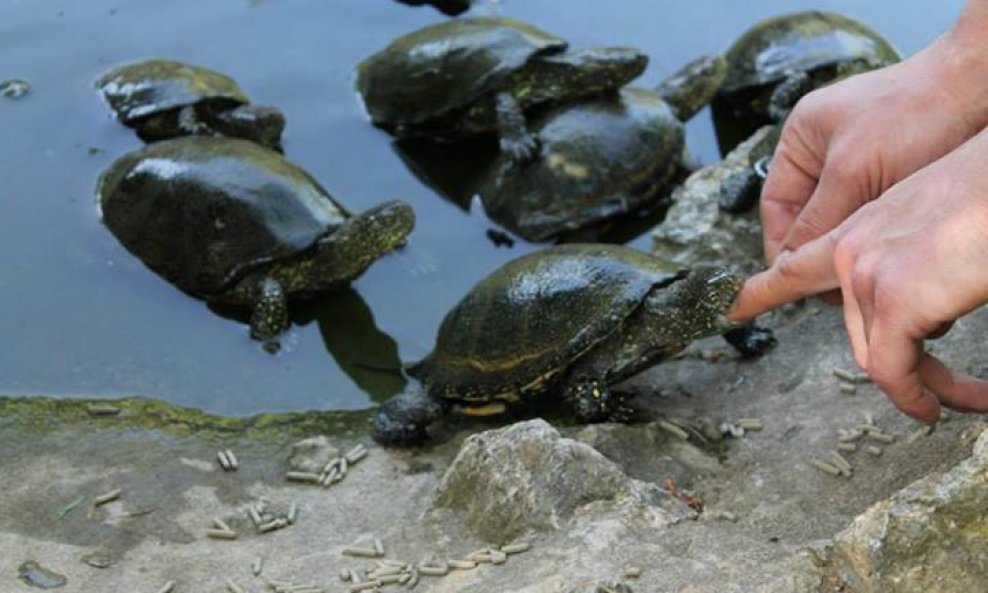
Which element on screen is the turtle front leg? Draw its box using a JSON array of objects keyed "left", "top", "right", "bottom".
[
  {"left": 722, "top": 324, "right": 777, "bottom": 358},
  {"left": 564, "top": 378, "right": 635, "bottom": 424},
  {"left": 250, "top": 277, "right": 289, "bottom": 353},
  {"left": 495, "top": 92, "right": 539, "bottom": 163},
  {"left": 373, "top": 389, "right": 449, "bottom": 446}
]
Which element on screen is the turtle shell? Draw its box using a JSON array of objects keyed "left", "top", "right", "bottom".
[
  {"left": 96, "top": 59, "right": 250, "bottom": 124},
  {"left": 477, "top": 88, "right": 684, "bottom": 241},
  {"left": 356, "top": 17, "right": 566, "bottom": 127},
  {"left": 720, "top": 11, "right": 899, "bottom": 95},
  {"left": 98, "top": 136, "right": 348, "bottom": 297},
  {"left": 412, "top": 244, "right": 684, "bottom": 400}
]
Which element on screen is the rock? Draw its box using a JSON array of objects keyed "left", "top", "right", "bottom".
[
  {"left": 651, "top": 125, "right": 778, "bottom": 275},
  {"left": 828, "top": 427, "right": 988, "bottom": 593},
  {"left": 563, "top": 581, "right": 634, "bottom": 593},
  {"left": 287, "top": 435, "right": 339, "bottom": 473},
  {"left": 431, "top": 419, "right": 692, "bottom": 541}
]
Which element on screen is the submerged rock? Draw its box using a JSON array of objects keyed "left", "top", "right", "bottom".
[
  {"left": 431, "top": 419, "right": 693, "bottom": 541},
  {"left": 828, "top": 426, "right": 988, "bottom": 592},
  {"left": 651, "top": 125, "right": 778, "bottom": 275}
]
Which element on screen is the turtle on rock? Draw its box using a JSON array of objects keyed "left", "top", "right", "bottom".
[
  {"left": 356, "top": 17, "right": 649, "bottom": 162},
  {"left": 98, "top": 136, "right": 414, "bottom": 351},
  {"left": 96, "top": 59, "right": 286, "bottom": 150},
  {"left": 373, "top": 244, "right": 774, "bottom": 445}
]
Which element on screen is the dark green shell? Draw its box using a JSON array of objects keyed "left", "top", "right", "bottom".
[
  {"left": 413, "top": 244, "right": 684, "bottom": 400},
  {"left": 720, "top": 11, "right": 900, "bottom": 94},
  {"left": 98, "top": 136, "right": 348, "bottom": 297},
  {"left": 478, "top": 88, "right": 684, "bottom": 241},
  {"left": 356, "top": 17, "right": 566, "bottom": 126},
  {"left": 96, "top": 59, "right": 250, "bottom": 124}
]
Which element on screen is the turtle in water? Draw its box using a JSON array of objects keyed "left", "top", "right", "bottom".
[
  {"left": 373, "top": 244, "right": 774, "bottom": 445},
  {"left": 98, "top": 136, "right": 414, "bottom": 350},
  {"left": 96, "top": 59, "right": 286, "bottom": 150},
  {"left": 393, "top": 0, "right": 471, "bottom": 16},
  {"left": 356, "top": 17, "right": 648, "bottom": 162},
  {"left": 474, "top": 55, "right": 728, "bottom": 242},
  {"left": 712, "top": 10, "right": 899, "bottom": 153}
]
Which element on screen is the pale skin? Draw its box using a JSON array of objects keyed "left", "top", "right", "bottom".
[{"left": 728, "top": 0, "right": 988, "bottom": 423}]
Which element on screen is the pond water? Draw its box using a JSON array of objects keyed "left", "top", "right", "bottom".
[{"left": 0, "top": 0, "right": 965, "bottom": 415}]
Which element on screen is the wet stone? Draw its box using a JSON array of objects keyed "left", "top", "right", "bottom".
[
  {"left": 1, "top": 78, "right": 31, "bottom": 99},
  {"left": 18, "top": 561, "right": 67, "bottom": 589}
]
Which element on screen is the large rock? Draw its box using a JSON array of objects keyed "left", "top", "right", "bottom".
[
  {"left": 651, "top": 125, "right": 778, "bottom": 275},
  {"left": 828, "top": 426, "right": 988, "bottom": 592},
  {"left": 431, "top": 419, "right": 692, "bottom": 541}
]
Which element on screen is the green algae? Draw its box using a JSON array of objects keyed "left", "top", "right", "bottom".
[{"left": 0, "top": 395, "right": 372, "bottom": 441}]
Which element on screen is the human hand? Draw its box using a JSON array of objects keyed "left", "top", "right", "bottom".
[
  {"left": 761, "top": 19, "right": 988, "bottom": 264},
  {"left": 731, "top": 128, "right": 988, "bottom": 422}
]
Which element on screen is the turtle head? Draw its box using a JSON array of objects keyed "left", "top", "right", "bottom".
[
  {"left": 373, "top": 389, "right": 448, "bottom": 446},
  {"left": 537, "top": 46, "right": 648, "bottom": 96},
  {"left": 654, "top": 266, "right": 743, "bottom": 337}
]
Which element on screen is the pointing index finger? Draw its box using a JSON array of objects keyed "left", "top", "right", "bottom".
[{"left": 728, "top": 232, "right": 841, "bottom": 321}]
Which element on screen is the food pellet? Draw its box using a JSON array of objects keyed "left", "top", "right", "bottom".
[
  {"left": 93, "top": 488, "right": 123, "bottom": 506},
  {"left": 832, "top": 368, "right": 857, "bottom": 382},
  {"left": 345, "top": 445, "right": 368, "bottom": 463},
  {"left": 657, "top": 419, "right": 690, "bottom": 440},
  {"left": 285, "top": 472, "right": 321, "bottom": 483},
  {"left": 624, "top": 566, "right": 642, "bottom": 578},
  {"left": 287, "top": 501, "right": 298, "bottom": 524},
  {"left": 866, "top": 445, "right": 883, "bottom": 456},
  {"left": 807, "top": 459, "right": 841, "bottom": 476},
  {"left": 500, "top": 543, "right": 531, "bottom": 555},
  {"left": 206, "top": 528, "right": 237, "bottom": 540},
  {"left": 217, "top": 450, "right": 231, "bottom": 471},
  {"left": 837, "top": 443, "right": 857, "bottom": 453},
  {"left": 252, "top": 557, "right": 263, "bottom": 576},
  {"left": 225, "top": 579, "right": 245, "bottom": 593},
  {"left": 735, "top": 418, "right": 763, "bottom": 430},
  {"left": 373, "top": 537, "right": 385, "bottom": 556},
  {"left": 839, "top": 382, "right": 856, "bottom": 394},
  {"left": 225, "top": 449, "right": 238, "bottom": 470},
  {"left": 349, "top": 581, "right": 382, "bottom": 592},
  {"left": 448, "top": 560, "right": 477, "bottom": 569},
  {"left": 868, "top": 431, "right": 895, "bottom": 444},
  {"left": 342, "top": 547, "right": 379, "bottom": 558},
  {"left": 416, "top": 564, "right": 449, "bottom": 576},
  {"left": 155, "top": 582, "right": 176, "bottom": 593}
]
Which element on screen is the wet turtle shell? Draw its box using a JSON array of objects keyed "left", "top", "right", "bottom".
[
  {"left": 477, "top": 88, "right": 684, "bottom": 242},
  {"left": 356, "top": 17, "right": 567, "bottom": 129},
  {"left": 96, "top": 59, "right": 250, "bottom": 124},
  {"left": 98, "top": 136, "right": 349, "bottom": 298},
  {"left": 411, "top": 244, "right": 686, "bottom": 401},
  {"left": 713, "top": 11, "right": 899, "bottom": 152}
]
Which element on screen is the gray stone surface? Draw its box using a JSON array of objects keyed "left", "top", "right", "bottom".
[
  {"left": 651, "top": 124, "right": 778, "bottom": 275},
  {"left": 828, "top": 426, "right": 988, "bottom": 593},
  {"left": 431, "top": 419, "right": 692, "bottom": 541},
  {"left": 287, "top": 435, "right": 340, "bottom": 473}
]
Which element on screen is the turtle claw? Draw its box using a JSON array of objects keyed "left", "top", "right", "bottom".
[
  {"left": 499, "top": 133, "right": 539, "bottom": 164},
  {"left": 722, "top": 324, "right": 777, "bottom": 358}
]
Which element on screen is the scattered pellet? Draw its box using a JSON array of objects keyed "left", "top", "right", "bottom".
[
  {"left": 838, "top": 382, "right": 857, "bottom": 395},
  {"left": 217, "top": 450, "right": 232, "bottom": 471},
  {"left": 206, "top": 528, "right": 237, "bottom": 540},
  {"left": 378, "top": 574, "right": 402, "bottom": 585},
  {"left": 86, "top": 404, "right": 121, "bottom": 416},
  {"left": 380, "top": 560, "right": 406, "bottom": 568},
  {"left": 657, "top": 419, "right": 690, "bottom": 440},
  {"left": 248, "top": 505, "right": 263, "bottom": 526},
  {"left": 156, "top": 582, "right": 176, "bottom": 593},
  {"left": 833, "top": 368, "right": 857, "bottom": 383},
  {"left": 258, "top": 518, "right": 286, "bottom": 533},
  {"left": 710, "top": 510, "right": 738, "bottom": 522},
  {"left": 369, "top": 566, "right": 403, "bottom": 578},
  {"left": 467, "top": 552, "right": 495, "bottom": 564},
  {"left": 286, "top": 472, "right": 321, "bottom": 483},
  {"left": 856, "top": 425, "right": 881, "bottom": 434},
  {"left": 345, "top": 445, "right": 368, "bottom": 464},
  {"left": 489, "top": 550, "right": 507, "bottom": 564},
  {"left": 399, "top": 573, "right": 411, "bottom": 585},
  {"left": 868, "top": 431, "right": 895, "bottom": 444},
  {"left": 225, "top": 578, "right": 245, "bottom": 593},
  {"left": 829, "top": 451, "right": 852, "bottom": 476},
  {"left": 225, "top": 449, "right": 238, "bottom": 470},
  {"left": 406, "top": 567, "right": 419, "bottom": 589},
  {"left": 93, "top": 488, "right": 122, "bottom": 506},
  {"left": 866, "top": 445, "right": 883, "bottom": 456},
  {"left": 837, "top": 442, "right": 858, "bottom": 453},
  {"left": 448, "top": 559, "right": 477, "bottom": 569},
  {"left": 862, "top": 410, "right": 875, "bottom": 426},
  {"left": 624, "top": 566, "right": 642, "bottom": 579},
  {"left": 500, "top": 542, "right": 531, "bottom": 555},
  {"left": 416, "top": 564, "right": 449, "bottom": 576},
  {"left": 349, "top": 580, "right": 382, "bottom": 592},
  {"left": 910, "top": 424, "right": 936, "bottom": 441},
  {"left": 252, "top": 557, "right": 263, "bottom": 576},
  {"left": 340, "top": 456, "right": 349, "bottom": 478},
  {"left": 735, "top": 418, "right": 763, "bottom": 431},
  {"left": 287, "top": 501, "right": 298, "bottom": 525},
  {"left": 343, "top": 547, "right": 380, "bottom": 558},
  {"left": 838, "top": 429, "right": 863, "bottom": 442},
  {"left": 212, "top": 517, "right": 233, "bottom": 532},
  {"left": 373, "top": 537, "right": 385, "bottom": 557},
  {"left": 807, "top": 459, "right": 841, "bottom": 476}
]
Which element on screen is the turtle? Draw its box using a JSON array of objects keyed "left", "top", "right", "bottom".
[
  {"left": 474, "top": 54, "right": 726, "bottom": 242},
  {"left": 711, "top": 10, "right": 900, "bottom": 153},
  {"left": 96, "top": 59, "right": 286, "bottom": 150},
  {"left": 393, "top": 0, "right": 471, "bottom": 16},
  {"left": 373, "top": 244, "right": 775, "bottom": 445},
  {"left": 355, "top": 17, "right": 648, "bottom": 162},
  {"left": 98, "top": 136, "right": 415, "bottom": 350}
]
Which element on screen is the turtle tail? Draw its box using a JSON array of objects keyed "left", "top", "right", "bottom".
[
  {"left": 312, "top": 200, "right": 415, "bottom": 287},
  {"left": 373, "top": 388, "right": 448, "bottom": 446}
]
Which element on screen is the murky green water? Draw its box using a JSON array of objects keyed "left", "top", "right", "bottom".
[{"left": 0, "top": 0, "right": 964, "bottom": 414}]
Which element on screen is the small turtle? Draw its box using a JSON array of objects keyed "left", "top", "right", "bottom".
[
  {"left": 373, "top": 244, "right": 774, "bottom": 444},
  {"left": 393, "top": 0, "right": 471, "bottom": 16},
  {"left": 96, "top": 59, "right": 286, "bottom": 150},
  {"left": 475, "top": 54, "right": 726, "bottom": 242},
  {"left": 712, "top": 10, "right": 899, "bottom": 153},
  {"left": 356, "top": 17, "right": 648, "bottom": 162},
  {"left": 98, "top": 136, "right": 414, "bottom": 349}
]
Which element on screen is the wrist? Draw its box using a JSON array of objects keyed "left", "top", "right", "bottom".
[{"left": 930, "top": 0, "right": 988, "bottom": 132}]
